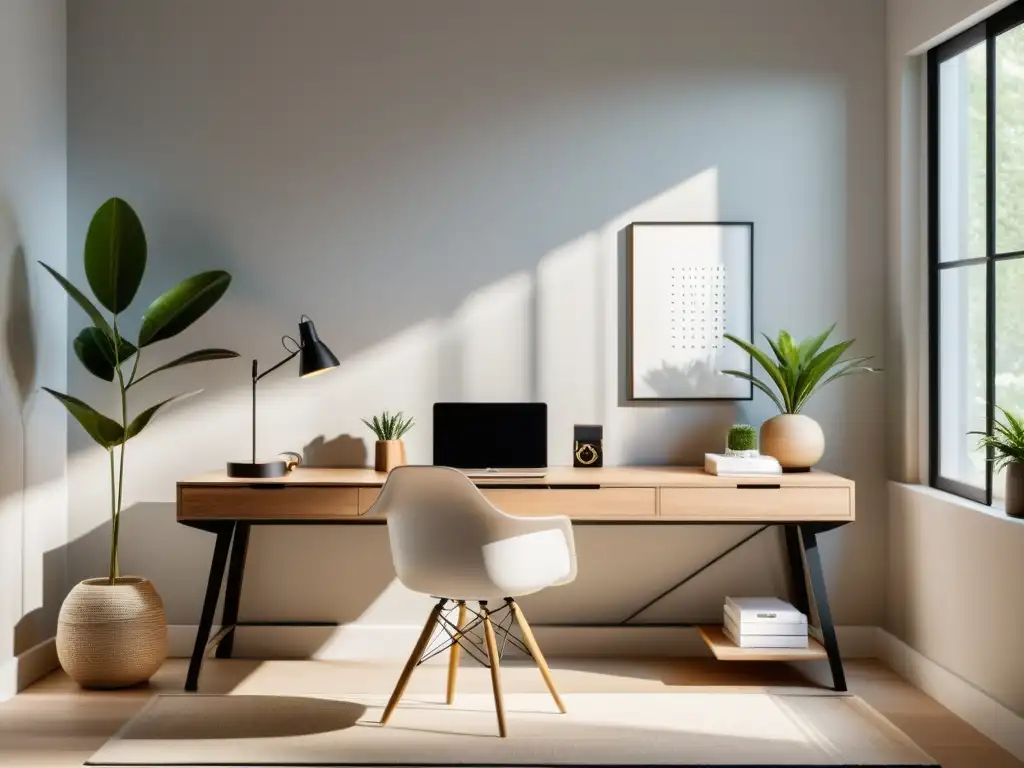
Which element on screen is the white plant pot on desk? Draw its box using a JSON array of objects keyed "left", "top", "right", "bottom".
[
  {"left": 759, "top": 414, "right": 825, "bottom": 472},
  {"left": 56, "top": 576, "right": 167, "bottom": 689}
]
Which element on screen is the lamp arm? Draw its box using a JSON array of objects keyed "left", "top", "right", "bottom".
[{"left": 254, "top": 349, "right": 300, "bottom": 383}]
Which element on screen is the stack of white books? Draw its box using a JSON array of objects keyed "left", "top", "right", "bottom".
[
  {"left": 704, "top": 453, "right": 782, "bottom": 476},
  {"left": 723, "top": 596, "right": 808, "bottom": 648}
]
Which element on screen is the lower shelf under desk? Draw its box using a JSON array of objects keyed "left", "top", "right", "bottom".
[{"left": 698, "top": 625, "right": 828, "bottom": 662}]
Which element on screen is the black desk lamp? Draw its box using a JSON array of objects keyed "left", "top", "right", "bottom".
[{"left": 226, "top": 315, "right": 339, "bottom": 478}]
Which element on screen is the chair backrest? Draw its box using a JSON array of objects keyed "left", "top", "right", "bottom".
[{"left": 369, "top": 465, "right": 500, "bottom": 595}]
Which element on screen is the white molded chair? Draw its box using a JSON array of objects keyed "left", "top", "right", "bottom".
[{"left": 370, "top": 465, "right": 577, "bottom": 737}]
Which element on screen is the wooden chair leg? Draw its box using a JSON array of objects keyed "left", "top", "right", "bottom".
[
  {"left": 446, "top": 601, "right": 467, "bottom": 705},
  {"left": 481, "top": 603, "right": 508, "bottom": 738},
  {"left": 380, "top": 599, "right": 445, "bottom": 725},
  {"left": 509, "top": 599, "right": 566, "bottom": 713}
]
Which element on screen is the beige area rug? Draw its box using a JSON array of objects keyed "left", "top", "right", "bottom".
[{"left": 87, "top": 692, "right": 938, "bottom": 766}]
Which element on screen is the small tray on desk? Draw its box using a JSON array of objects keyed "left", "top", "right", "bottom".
[{"left": 698, "top": 625, "right": 827, "bottom": 662}]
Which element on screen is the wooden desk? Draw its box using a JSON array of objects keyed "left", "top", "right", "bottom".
[{"left": 177, "top": 466, "right": 854, "bottom": 693}]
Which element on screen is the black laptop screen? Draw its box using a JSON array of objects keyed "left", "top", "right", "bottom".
[{"left": 433, "top": 403, "right": 547, "bottom": 469}]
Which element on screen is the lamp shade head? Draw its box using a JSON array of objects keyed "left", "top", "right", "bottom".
[{"left": 298, "top": 318, "right": 339, "bottom": 378}]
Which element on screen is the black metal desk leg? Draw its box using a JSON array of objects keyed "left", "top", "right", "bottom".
[
  {"left": 799, "top": 525, "right": 846, "bottom": 692},
  {"left": 185, "top": 523, "right": 234, "bottom": 692},
  {"left": 784, "top": 525, "right": 810, "bottom": 616},
  {"left": 216, "top": 522, "right": 251, "bottom": 659}
]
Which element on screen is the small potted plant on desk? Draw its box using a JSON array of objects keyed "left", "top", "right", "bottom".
[
  {"left": 722, "top": 325, "right": 876, "bottom": 471},
  {"left": 971, "top": 406, "right": 1024, "bottom": 518},
  {"left": 40, "top": 197, "right": 238, "bottom": 688},
  {"left": 362, "top": 411, "right": 415, "bottom": 472}
]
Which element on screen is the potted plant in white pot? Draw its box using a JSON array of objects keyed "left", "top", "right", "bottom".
[
  {"left": 362, "top": 410, "right": 415, "bottom": 472},
  {"left": 41, "top": 197, "right": 238, "bottom": 688},
  {"left": 722, "top": 325, "right": 876, "bottom": 471},
  {"left": 971, "top": 406, "right": 1024, "bottom": 518}
]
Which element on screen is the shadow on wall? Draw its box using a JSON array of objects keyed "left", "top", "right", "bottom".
[
  {"left": 303, "top": 434, "right": 367, "bottom": 468},
  {"left": 5, "top": 245, "right": 37, "bottom": 405}
]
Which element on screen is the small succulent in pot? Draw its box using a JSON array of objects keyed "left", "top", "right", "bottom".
[
  {"left": 970, "top": 405, "right": 1024, "bottom": 518},
  {"left": 362, "top": 410, "right": 415, "bottom": 472},
  {"left": 726, "top": 424, "right": 758, "bottom": 458}
]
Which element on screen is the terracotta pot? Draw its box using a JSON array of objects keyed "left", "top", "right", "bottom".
[
  {"left": 375, "top": 440, "right": 407, "bottom": 472},
  {"left": 1005, "top": 462, "right": 1024, "bottom": 519},
  {"left": 56, "top": 576, "right": 167, "bottom": 689},
  {"left": 759, "top": 414, "right": 825, "bottom": 472}
]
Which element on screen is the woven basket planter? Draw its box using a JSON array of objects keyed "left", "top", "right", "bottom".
[{"left": 56, "top": 576, "right": 168, "bottom": 689}]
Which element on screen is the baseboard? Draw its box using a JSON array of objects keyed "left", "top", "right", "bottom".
[
  {"left": 875, "top": 628, "right": 1024, "bottom": 762},
  {"left": 166, "top": 623, "right": 879, "bottom": 661},
  {"left": 10, "top": 637, "right": 58, "bottom": 695}
]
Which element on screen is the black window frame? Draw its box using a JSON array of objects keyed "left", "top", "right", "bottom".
[{"left": 929, "top": 0, "right": 1024, "bottom": 505}]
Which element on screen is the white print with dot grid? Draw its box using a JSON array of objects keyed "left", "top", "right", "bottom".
[{"left": 631, "top": 224, "right": 752, "bottom": 399}]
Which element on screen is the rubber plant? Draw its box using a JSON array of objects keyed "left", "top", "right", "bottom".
[
  {"left": 721, "top": 325, "right": 877, "bottom": 413},
  {"left": 40, "top": 197, "right": 239, "bottom": 583}
]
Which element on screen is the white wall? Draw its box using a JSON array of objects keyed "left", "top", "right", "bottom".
[
  {"left": 0, "top": 0, "right": 68, "bottom": 700},
  {"left": 65, "top": 0, "right": 887, "bottom": 651},
  {"left": 885, "top": 0, "right": 1024, "bottom": 721}
]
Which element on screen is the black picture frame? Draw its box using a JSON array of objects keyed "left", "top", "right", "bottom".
[{"left": 627, "top": 221, "right": 755, "bottom": 402}]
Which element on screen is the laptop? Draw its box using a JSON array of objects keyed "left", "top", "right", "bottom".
[{"left": 433, "top": 402, "right": 547, "bottom": 478}]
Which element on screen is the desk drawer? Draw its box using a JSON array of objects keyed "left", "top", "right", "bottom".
[
  {"left": 358, "top": 487, "right": 655, "bottom": 518},
  {"left": 179, "top": 486, "right": 360, "bottom": 520},
  {"left": 659, "top": 486, "right": 852, "bottom": 522},
  {"left": 483, "top": 488, "right": 655, "bottom": 519}
]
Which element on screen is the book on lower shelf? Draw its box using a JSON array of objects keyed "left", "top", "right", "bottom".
[
  {"left": 725, "top": 596, "right": 805, "bottom": 623},
  {"left": 722, "top": 596, "right": 808, "bottom": 649},
  {"left": 704, "top": 453, "right": 782, "bottom": 476},
  {"left": 723, "top": 615, "right": 808, "bottom": 648}
]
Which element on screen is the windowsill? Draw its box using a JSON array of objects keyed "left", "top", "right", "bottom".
[{"left": 893, "top": 481, "right": 1024, "bottom": 526}]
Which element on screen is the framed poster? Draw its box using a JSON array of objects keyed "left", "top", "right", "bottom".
[{"left": 628, "top": 222, "right": 753, "bottom": 401}]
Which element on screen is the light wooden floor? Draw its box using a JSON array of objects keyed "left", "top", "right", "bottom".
[{"left": 0, "top": 657, "right": 1020, "bottom": 767}]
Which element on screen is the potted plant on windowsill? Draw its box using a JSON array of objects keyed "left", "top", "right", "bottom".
[
  {"left": 41, "top": 197, "right": 238, "bottom": 688},
  {"left": 722, "top": 325, "right": 876, "bottom": 471},
  {"left": 971, "top": 406, "right": 1024, "bottom": 518},
  {"left": 362, "top": 411, "right": 415, "bottom": 472}
]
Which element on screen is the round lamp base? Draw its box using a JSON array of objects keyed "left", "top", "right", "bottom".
[{"left": 226, "top": 460, "right": 288, "bottom": 479}]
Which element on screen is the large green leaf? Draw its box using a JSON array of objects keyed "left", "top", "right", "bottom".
[
  {"left": 138, "top": 271, "right": 232, "bottom": 347},
  {"left": 797, "top": 324, "right": 835, "bottom": 364},
  {"left": 39, "top": 262, "right": 113, "bottom": 338},
  {"left": 74, "top": 328, "right": 114, "bottom": 381},
  {"left": 125, "top": 390, "right": 201, "bottom": 440},
  {"left": 813, "top": 357, "right": 876, "bottom": 395},
  {"left": 720, "top": 370, "right": 786, "bottom": 412},
  {"left": 723, "top": 334, "right": 791, "bottom": 410},
  {"left": 73, "top": 328, "right": 139, "bottom": 382},
  {"left": 42, "top": 387, "right": 124, "bottom": 448},
  {"left": 763, "top": 333, "right": 799, "bottom": 410},
  {"left": 129, "top": 348, "right": 240, "bottom": 388},
  {"left": 84, "top": 198, "right": 147, "bottom": 313},
  {"left": 792, "top": 340, "right": 855, "bottom": 411}
]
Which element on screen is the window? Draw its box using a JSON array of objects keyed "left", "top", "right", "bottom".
[{"left": 929, "top": 1, "right": 1024, "bottom": 505}]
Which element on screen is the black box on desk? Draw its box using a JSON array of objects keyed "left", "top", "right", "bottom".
[{"left": 573, "top": 425, "right": 603, "bottom": 467}]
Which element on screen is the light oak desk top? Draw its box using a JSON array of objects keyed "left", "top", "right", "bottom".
[{"left": 177, "top": 466, "right": 855, "bottom": 524}]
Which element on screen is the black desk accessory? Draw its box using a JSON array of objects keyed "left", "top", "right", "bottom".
[
  {"left": 226, "top": 316, "right": 339, "bottom": 478},
  {"left": 574, "top": 424, "right": 603, "bottom": 467}
]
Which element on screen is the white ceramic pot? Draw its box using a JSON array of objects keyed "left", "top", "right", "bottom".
[
  {"left": 56, "top": 576, "right": 167, "bottom": 689},
  {"left": 759, "top": 414, "right": 825, "bottom": 472}
]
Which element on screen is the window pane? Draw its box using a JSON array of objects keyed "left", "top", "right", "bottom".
[
  {"left": 994, "top": 257, "right": 1024, "bottom": 500},
  {"left": 939, "top": 42, "right": 987, "bottom": 263},
  {"left": 997, "top": 23, "right": 1024, "bottom": 255},
  {"left": 938, "top": 264, "right": 987, "bottom": 489}
]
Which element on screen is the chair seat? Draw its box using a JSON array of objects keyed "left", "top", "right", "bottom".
[{"left": 399, "top": 528, "right": 573, "bottom": 600}]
